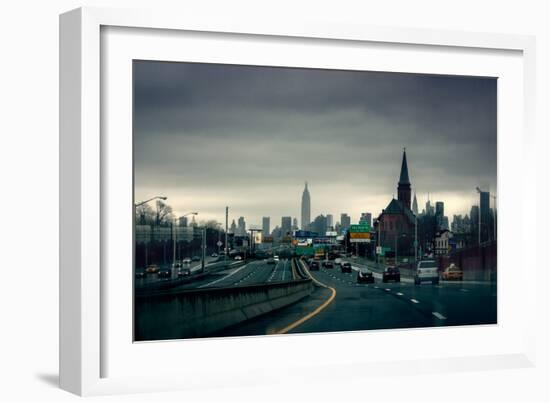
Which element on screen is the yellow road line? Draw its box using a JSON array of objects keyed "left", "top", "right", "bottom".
[{"left": 274, "top": 260, "right": 336, "bottom": 334}]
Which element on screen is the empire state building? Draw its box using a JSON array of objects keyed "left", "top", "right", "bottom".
[{"left": 301, "top": 181, "right": 311, "bottom": 231}]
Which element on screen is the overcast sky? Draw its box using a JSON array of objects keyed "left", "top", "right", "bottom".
[{"left": 133, "top": 60, "right": 497, "bottom": 228}]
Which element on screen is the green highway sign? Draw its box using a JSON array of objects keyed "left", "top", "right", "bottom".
[{"left": 349, "top": 224, "right": 371, "bottom": 233}]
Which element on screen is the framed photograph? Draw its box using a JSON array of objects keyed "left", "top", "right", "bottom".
[{"left": 60, "top": 7, "right": 537, "bottom": 396}]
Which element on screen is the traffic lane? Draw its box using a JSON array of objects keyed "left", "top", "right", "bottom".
[
  {"left": 195, "top": 259, "right": 278, "bottom": 289},
  {"left": 392, "top": 281, "right": 497, "bottom": 326},
  {"left": 135, "top": 256, "right": 218, "bottom": 286},
  {"left": 214, "top": 285, "right": 334, "bottom": 337},
  {"left": 289, "top": 268, "right": 435, "bottom": 334},
  {"left": 182, "top": 260, "right": 259, "bottom": 289},
  {"left": 230, "top": 260, "right": 278, "bottom": 287},
  {"left": 317, "top": 266, "right": 496, "bottom": 326},
  {"left": 266, "top": 259, "right": 292, "bottom": 282},
  {"left": 348, "top": 269, "right": 495, "bottom": 325}
]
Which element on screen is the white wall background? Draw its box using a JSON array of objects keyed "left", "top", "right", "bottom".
[{"left": 0, "top": 0, "right": 548, "bottom": 402}]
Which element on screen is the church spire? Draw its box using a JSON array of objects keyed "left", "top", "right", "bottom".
[
  {"left": 399, "top": 147, "right": 410, "bottom": 185},
  {"left": 412, "top": 190, "right": 419, "bottom": 215},
  {"left": 397, "top": 148, "right": 412, "bottom": 210}
]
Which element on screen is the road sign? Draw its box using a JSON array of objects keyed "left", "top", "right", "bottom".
[
  {"left": 350, "top": 238, "right": 370, "bottom": 243},
  {"left": 350, "top": 232, "right": 370, "bottom": 239},
  {"left": 349, "top": 224, "right": 371, "bottom": 233},
  {"left": 216, "top": 241, "right": 223, "bottom": 247}
]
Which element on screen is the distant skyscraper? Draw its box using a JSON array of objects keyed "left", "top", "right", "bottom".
[
  {"left": 435, "top": 201, "right": 444, "bottom": 217},
  {"left": 326, "top": 214, "right": 334, "bottom": 229},
  {"left": 292, "top": 217, "right": 298, "bottom": 231},
  {"left": 425, "top": 195, "right": 435, "bottom": 216},
  {"left": 311, "top": 214, "right": 327, "bottom": 236},
  {"left": 435, "top": 201, "right": 446, "bottom": 230},
  {"left": 262, "top": 217, "right": 270, "bottom": 237},
  {"left": 178, "top": 216, "right": 188, "bottom": 227},
  {"left": 479, "top": 190, "right": 490, "bottom": 242},
  {"left": 412, "top": 192, "right": 419, "bottom": 215},
  {"left": 237, "top": 216, "right": 246, "bottom": 236},
  {"left": 360, "top": 212, "right": 372, "bottom": 227},
  {"left": 230, "top": 219, "right": 237, "bottom": 234},
  {"left": 470, "top": 205, "right": 480, "bottom": 242},
  {"left": 281, "top": 216, "right": 292, "bottom": 237},
  {"left": 340, "top": 213, "right": 351, "bottom": 230},
  {"left": 301, "top": 181, "right": 311, "bottom": 230}
]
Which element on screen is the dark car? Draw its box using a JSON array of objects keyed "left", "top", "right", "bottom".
[
  {"left": 309, "top": 261, "right": 320, "bottom": 271},
  {"left": 158, "top": 268, "right": 172, "bottom": 278},
  {"left": 191, "top": 256, "right": 201, "bottom": 262},
  {"left": 135, "top": 270, "right": 146, "bottom": 279},
  {"left": 357, "top": 269, "right": 374, "bottom": 284},
  {"left": 323, "top": 260, "right": 334, "bottom": 268},
  {"left": 382, "top": 266, "right": 400, "bottom": 283},
  {"left": 177, "top": 267, "right": 191, "bottom": 277},
  {"left": 341, "top": 262, "right": 352, "bottom": 273}
]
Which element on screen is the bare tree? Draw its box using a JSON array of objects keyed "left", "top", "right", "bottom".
[
  {"left": 135, "top": 203, "right": 154, "bottom": 225},
  {"left": 155, "top": 200, "right": 173, "bottom": 226}
]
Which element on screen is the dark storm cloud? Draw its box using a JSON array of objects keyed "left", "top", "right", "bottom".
[{"left": 133, "top": 61, "right": 496, "bottom": 224}]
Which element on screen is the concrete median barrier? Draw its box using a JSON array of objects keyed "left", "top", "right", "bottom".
[{"left": 135, "top": 279, "right": 314, "bottom": 340}]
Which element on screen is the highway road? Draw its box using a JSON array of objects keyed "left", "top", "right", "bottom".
[
  {"left": 135, "top": 255, "right": 497, "bottom": 338},
  {"left": 134, "top": 256, "right": 220, "bottom": 287},
  {"left": 214, "top": 259, "right": 497, "bottom": 337},
  {"left": 171, "top": 258, "right": 294, "bottom": 290}
]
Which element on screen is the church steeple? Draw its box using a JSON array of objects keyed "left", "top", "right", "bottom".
[
  {"left": 397, "top": 148, "right": 412, "bottom": 210},
  {"left": 399, "top": 147, "right": 410, "bottom": 185}
]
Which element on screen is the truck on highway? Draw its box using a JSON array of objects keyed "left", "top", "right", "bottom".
[{"left": 314, "top": 248, "right": 325, "bottom": 260}]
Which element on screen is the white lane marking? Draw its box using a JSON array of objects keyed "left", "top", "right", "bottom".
[
  {"left": 385, "top": 288, "right": 391, "bottom": 291},
  {"left": 396, "top": 292, "right": 404, "bottom": 296},
  {"left": 432, "top": 312, "right": 446, "bottom": 320},
  {"left": 199, "top": 263, "right": 250, "bottom": 288},
  {"left": 281, "top": 260, "right": 287, "bottom": 281},
  {"left": 410, "top": 299, "right": 420, "bottom": 304},
  {"left": 268, "top": 261, "right": 281, "bottom": 282},
  {"left": 460, "top": 288, "right": 469, "bottom": 292},
  {"left": 374, "top": 286, "right": 379, "bottom": 289}
]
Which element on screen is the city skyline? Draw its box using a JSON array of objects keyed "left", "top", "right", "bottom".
[{"left": 134, "top": 61, "right": 497, "bottom": 226}]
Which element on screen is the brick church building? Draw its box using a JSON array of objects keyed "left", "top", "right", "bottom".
[{"left": 374, "top": 149, "right": 416, "bottom": 256}]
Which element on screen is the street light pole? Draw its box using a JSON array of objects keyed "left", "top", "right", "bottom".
[
  {"left": 416, "top": 218, "right": 419, "bottom": 260},
  {"left": 135, "top": 196, "right": 167, "bottom": 207},
  {"left": 225, "top": 206, "right": 229, "bottom": 262},
  {"left": 201, "top": 226, "right": 206, "bottom": 272},
  {"left": 217, "top": 223, "right": 222, "bottom": 254}
]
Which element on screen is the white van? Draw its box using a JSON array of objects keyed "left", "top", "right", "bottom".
[{"left": 414, "top": 260, "right": 439, "bottom": 285}]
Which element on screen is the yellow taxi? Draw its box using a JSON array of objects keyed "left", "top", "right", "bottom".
[
  {"left": 442, "top": 263, "right": 463, "bottom": 281},
  {"left": 145, "top": 264, "right": 160, "bottom": 274}
]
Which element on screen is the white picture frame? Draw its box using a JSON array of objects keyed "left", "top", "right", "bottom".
[{"left": 59, "top": 6, "right": 537, "bottom": 396}]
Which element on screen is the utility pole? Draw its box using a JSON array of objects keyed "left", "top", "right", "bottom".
[
  {"left": 172, "top": 220, "right": 176, "bottom": 267},
  {"left": 217, "top": 223, "right": 221, "bottom": 254},
  {"left": 201, "top": 227, "right": 206, "bottom": 272},
  {"left": 225, "top": 206, "right": 229, "bottom": 262},
  {"left": 414, "top": 214, "right": 418, "bottom": 264}
]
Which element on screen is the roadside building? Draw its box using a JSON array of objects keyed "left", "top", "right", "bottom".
[
  {"left": 375, "top": 149, "right": 416, "bottom": 256},
  {"left": 435, "top": 229, "right": 453, "bottom": 256}
]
